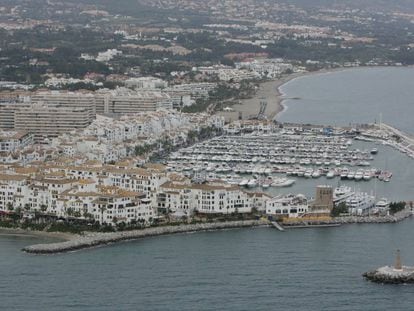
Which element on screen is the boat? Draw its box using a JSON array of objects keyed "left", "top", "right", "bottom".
[
  {"left": 326, "top": 171, "right": 335, "bottom": 179},
  {"left": 370, "top": 148, "right": 378, "bottom": 155},
  {"left": 333, "top": 186, "right": 355, "bottom": 204},
  {"left": 347, "top": 172, "right": 355, "bottom": 180},
  {"left": 239, "top": 179, "right": 249, "bottom": 187},
  {"left": 374, "top": 198, "right": 390, "bottom": 213},
  {"left": 304, "top": 170, "right": 312, "bottom": 178},
  {"left": 247, "top": 179, "right": 258, "bottom": 188},
  {"left": 354, "top": 171, "right": 363, "bottom": 181},
  {"left": 312, "top": 170, "right": 321, "bottom": 178},
  {"left": 271, "top": 177, "right": 296, "bottom": 187},
  {"left": 345, "top": 192, "right": 376, "bottom": 215},
  {"left": 363, "top": 172, "right": 372, "bottom": 181}
]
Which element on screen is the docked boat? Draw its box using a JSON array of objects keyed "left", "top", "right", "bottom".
[
  {"left": 312, "top": 170, "right": 321, "bottom": 178},
  {"left": 271, "top": 177, "right": 295, "bottom": 187},
  {"left": 247, "top": 179, "right": 258, "bottom": 188},
  {"left": 373, "top": 198, "right": 390, "bottom": 213},
  {"left": 346, "top": 192, "right": 376, "bottom": 215},
  {"left": 333, "top": 186, "right": 355, "bottom": 204},
  {"left": 363, "top": 172, "right": 372, "bottom": 181},
  {"left": 354, "top": 171, "right": 364, "bottom": 181},
  {"left": 326, "top": 171, "right": 335, "bottom": 179}
]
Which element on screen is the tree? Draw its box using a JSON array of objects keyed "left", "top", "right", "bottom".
[
  {"left": 66, "top": 207, "right": 74, "bottom": 217},
  {"left": 6, "top": 202, "right": 13, "bottom": 211},
  {"left": 389, "top": 202, "right": 406, "bottom": 214},
  {"left": 331, "top": 202, "right": 348, "bottom": 217}
]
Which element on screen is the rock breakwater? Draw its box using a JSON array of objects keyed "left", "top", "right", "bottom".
[
  {"left": 22, "top": 220, "right": 268, "bottom": 254},
  {"left": 363, "top": 266, "right": 414, "bottom": 284}
]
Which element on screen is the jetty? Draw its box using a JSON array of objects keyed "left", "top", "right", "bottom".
[
  {"left": 363, "top": 250, "right": 414, "bottom": 284},
  {"left": 22, "top": 220, "right": 268, "bottom": 254}
]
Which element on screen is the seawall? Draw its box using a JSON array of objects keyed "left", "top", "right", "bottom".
[{"left": 22, "top": 220, "right": 268, "bottom": 254}]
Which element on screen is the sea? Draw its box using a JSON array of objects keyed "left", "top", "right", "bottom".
[
  {"left": 2, "top": 67, "right": 414, "bottom": 310},
  {"left": 273, "top": 66, "right": 414, "bottom": 201}
]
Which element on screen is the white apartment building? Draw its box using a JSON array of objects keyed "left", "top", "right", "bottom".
[
  {"left": 95, "top": 89, "right": 173, "bottom": 114},
  {"left": 159, "top": 181, "right": 255, "bottom": 216},
  {"left": 266, "top": 194, "right": 309, "bottom": 218},
  {"left": 14, "top": 104, "right": 92, "bottom": 142},
  {"left": 0, "top": 131, "right": 33, "bottom": 152},
  {"left": 125, "top": 77, "right": 168, "bottom": 90}
]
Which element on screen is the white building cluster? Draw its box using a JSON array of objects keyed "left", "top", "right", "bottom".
[
  {"left": 52, "top": 110, "right": 224, "bottom": 163},
  {"left": 194, "top": 65, "right": 260, "bottom": 81},
  {"left": 0, "top": 161, "right": 270, "bottom": 226},
  {"left": 236, "top": 58, "right": 299, "bottom": 78}
]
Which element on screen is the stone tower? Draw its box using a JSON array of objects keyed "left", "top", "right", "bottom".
[{"left": 311, "top": 185, "right": 334, "bottom": 211}]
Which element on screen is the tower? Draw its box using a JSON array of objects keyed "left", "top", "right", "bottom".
[
  {"left": 394, "top": 249, "right": 402, "bottom": 271},
  {"left": 312, "top": 185, "right": 334, "bottom": 211}
]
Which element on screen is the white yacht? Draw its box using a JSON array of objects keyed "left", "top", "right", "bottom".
[
  {"left": 333, "top": 186, "right": 355, "bottom": 204},
  {"left": 326, "top": 171, "right": 335, "bottom": 179},
  {"left": 346, "top": 192, "right": 376, "bottom": 215},
  {"left": 271, "top": 177, "right": 295, "bottom": 187}
]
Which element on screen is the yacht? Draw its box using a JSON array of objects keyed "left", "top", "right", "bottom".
[
  {"left": 333, "top": 186, "right": 355, "bottom": 204},
  {"left": 312, "top": 170, "right": 321, "bottom": 178},
  {"left": 271, "top": 177, "right": 295, "bottom": 187},
  {"left": 354, "top": 171, "right": 364, "bottom": 181},
  {"left": 247, "top": 179, "right": 258, "bottom": 188},
  {"left": 373, "top": 198, "right": 390, "bottom": 213},
  {"left": 346, "top": 192, "right": 376, "bottom": 215},
  {"left": 326, "top": 171, "right": 335, "bottom": 179}
]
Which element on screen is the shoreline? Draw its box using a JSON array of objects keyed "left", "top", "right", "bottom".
[
  {"left": 22, "top": 220, "right": 269, "bottom": 254},
  {"left": 0, "top": 227, "right": 75, "bottom": 241},
  {"left": 16, "top": 210, "right": 413, "bottom": 254},
  {"left": 216, "top": 66, "right": 349, "bottom": 122},
  {"left": 217, "top": 65, "right": 412, "bottom": 123}
]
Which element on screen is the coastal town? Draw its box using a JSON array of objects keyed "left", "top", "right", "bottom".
[
  {"left": 0, "top": 0, "right": 414, "bottom": 245},
  {"left": 3, "top": 1, "right": 414, "bottom": 311},
  {"left": 0, "top": 76, "right": 413, "bottom": 237}
]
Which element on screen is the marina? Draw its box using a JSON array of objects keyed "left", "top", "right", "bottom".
[{"left": 167, "top": 128, "right": 394, "bottom": 192}]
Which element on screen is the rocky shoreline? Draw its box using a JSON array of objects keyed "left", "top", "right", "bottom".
[
  {"left": 283, "top": 210, "right": 412, "bottom": 227},
  {"left": 19, "top": 210, "right": 413, "bottom": 254},
  {"left": 22, "top": 220, "right": 269, "bottom": 254}
]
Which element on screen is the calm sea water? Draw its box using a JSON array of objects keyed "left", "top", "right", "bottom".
[
  {"left": 278, "top": 67, "right": 414, "bottom": 133},
  {"left": 273, "top": 67, "right": 414, "bottom": 200},
  {"left": 1, "top": 221, "right": 414, "bottom": 311},
  {"left": 2, "top": 67, "right": 414, "bottom": 310}
]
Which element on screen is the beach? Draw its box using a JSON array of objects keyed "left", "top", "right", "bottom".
[
  {"left": 216, "top": 69, "right": 345, "bottom": 123},
  {"left": 217, "top": 76, "right": 293, "bottom": 122},
  {"left": 216, "top": 66, "right": 365, "bottom": 123},
  {"left": 0, "top": 227, "right": 74, "bottom": 241}
]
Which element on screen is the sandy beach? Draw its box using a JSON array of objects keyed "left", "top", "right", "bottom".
[
  {"left": 216, "top": 67, "right": 349, "bottom": 123},
  {"left": 0, "top": 227, "right": 75, "bottom": 241}
]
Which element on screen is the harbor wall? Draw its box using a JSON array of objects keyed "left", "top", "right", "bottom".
[{"left": 22, "top": 220, "right": 269, "bottom": 254}]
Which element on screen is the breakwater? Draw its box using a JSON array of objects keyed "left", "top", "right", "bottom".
[
  {"left": 22, "top": 220, "right": 268, "bottom": 254},
  {"left": 363, "top": 267, "right": 414, "bottom": 284},
  {"left": 283, "top": 209, "right": 412, "bottom": 228}
]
